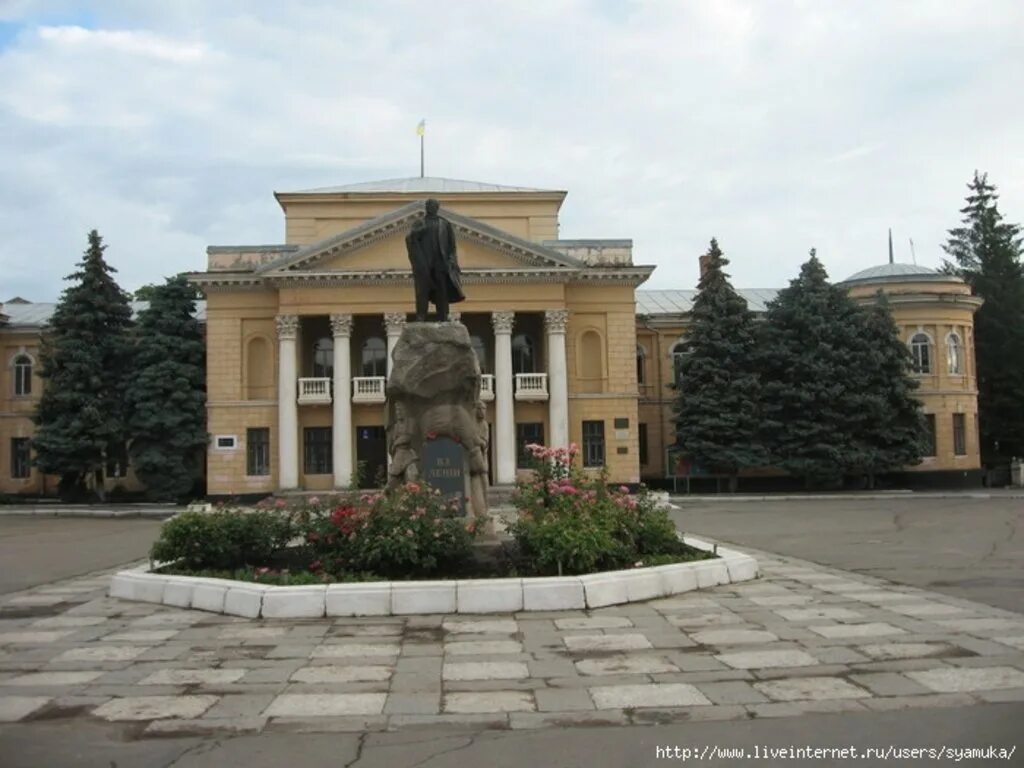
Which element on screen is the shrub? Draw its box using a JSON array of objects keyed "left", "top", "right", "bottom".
[
  {"left": 150, "top": 508, "right": 293, "bottom": 570},
  {"left": 509, "top": 444, "right": 697, "bottom": 575},
  {"left": 302, "top": 484, "right": 476, "bottom": 578}
]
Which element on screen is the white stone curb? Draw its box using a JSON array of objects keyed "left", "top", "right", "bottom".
[{"left": 108, "top": 537, "right": 758, "bottom": 618}]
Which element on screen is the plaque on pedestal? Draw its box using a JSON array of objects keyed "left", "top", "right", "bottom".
[{"left": 422, "top": 436, "right": 466, "bottom": 515}]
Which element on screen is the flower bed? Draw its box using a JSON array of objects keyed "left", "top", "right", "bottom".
[{"left": 111, "top": 445, "right": 759, "bottom": 615}]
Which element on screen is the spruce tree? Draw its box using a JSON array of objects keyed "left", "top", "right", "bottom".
[
  {"left": 125, "top": 275, "right": 207, "bottom": 501},
  {"left": 33, "top": 230, "right": 134, "bottom": 499},
  {"left": 759, "top": 250, "right": 863, "bottom": 486},
  {"left": 673, "top": 239, "right": 766, "bottom": 491},
  {"left": 942, "top": 172, "right": 1024, "bottom": 462},
  {"left": 846, "top": 292, "right": 927, "bottom": 487}
]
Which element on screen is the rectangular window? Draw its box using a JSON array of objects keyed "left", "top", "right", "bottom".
[
  {"left": 639, "top": 423, "right": 649, "bottom": 466},
  {"left": 582, "top": 420, "right": 605, "bottom": 468},
  {"left": 106, "top": 442, "right": 128, "bottom": 479},
  {"left": 953, "top": 414, "right": 967, "bottom": 456},
  {"left": 247, "top": 428, "right": 270, "bottom": 476},
  {"left": 304, "top": 427, "right": 332, "bottom": 475},
  {"left": 923, "top": 414, "right": 937, "bottom": 457},
  {"left": 515, "top": 423, "right": 545, "bottom": 468},
  {"left": 11, "top": 438, "right": 30, "bottom": 479}
]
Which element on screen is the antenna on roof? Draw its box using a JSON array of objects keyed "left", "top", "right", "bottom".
[
  {"left": 888, "top": 228, "right": 894, "bottom": 265},
  {"left": 909, "top": 238, "right": 917, "bottom": 265}
]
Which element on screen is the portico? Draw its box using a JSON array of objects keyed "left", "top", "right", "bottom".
[{"left": 190, "top": 176, "right": 652, "bottom": 496}]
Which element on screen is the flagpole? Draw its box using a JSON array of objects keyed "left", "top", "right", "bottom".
[{"left": 420, "top": 132, "right": 424, "bottom": 178}]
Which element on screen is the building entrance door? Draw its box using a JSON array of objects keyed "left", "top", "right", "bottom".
[{"left": 356, "top": 425, "right": 387, "bottom": 489}]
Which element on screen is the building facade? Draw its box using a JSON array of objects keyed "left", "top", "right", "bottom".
[{"left": 0, "top": 178, "right": 984, "bottom": 497}]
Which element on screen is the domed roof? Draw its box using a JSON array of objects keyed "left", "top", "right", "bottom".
[{"left": 840, "top": 262, "right": 959, "bottom": 286}]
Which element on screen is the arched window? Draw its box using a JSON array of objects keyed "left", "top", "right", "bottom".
[
  {"left": 910, "top": 333, "right": 932, "bottom": 374},
  {"left": 671, "top": 341, "right": 689, "bottom": 387},
  {"left": 512, "top": 334, "right": 534, "bottom": 375},
  {"left": 12, "top": 355, "right": 32, "bottom": 396},
  {"left": 245, "top": 337, "right": 273, "bottom": 400},
  {"left": 946, "top": 332, "right": 963, "bottom": 375},
  {"left": 361, "top": 337, "right": 387, "bottom": 377},
  {"left": 471, "top": 335, "right": 489, "bottom": 373},
  {"left": 313, "top": 336, "right": 334, "bottom": 378},
  {"left": 636, "top": 345, "right": 647, "bottom": 386}
]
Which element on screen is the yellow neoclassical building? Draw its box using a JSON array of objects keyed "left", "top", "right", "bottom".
[{"left": 0, "top": 176, "right": 984, "bottom": 497}]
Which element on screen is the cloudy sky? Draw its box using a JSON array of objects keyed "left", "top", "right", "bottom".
[{"left": 1, "top": 0, "right": 1022, "bottom": 302}]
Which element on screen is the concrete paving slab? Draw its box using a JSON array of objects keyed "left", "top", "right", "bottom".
[
  {"left": 290, "top": 665, "right": 392, "bottom": 683},
  {"left": 905, "top": 666, "right": 1024, "bottom": 693},
  {"left": 588, "top": 683, "right": 711, "bottom": 708},
  {"left": 0, "top": 695, "right": 51, "bottom": 721},
  {"left": 442, "top": 662, "right": 529, "bottom": 681},
  {"left": 92, "top": 694, "right": 218, "bottom": 721},
  {"left": 574, "top": 656, "right": 678, "bottom": 676},
  {"left": 444, "top": 691, "right": 534, "bottom": 713},
  {"left": 562, "top": 633, "right": 652, "bottom": 652},
  {"left": 715, "top": 649, "right": 820, "bottom": 669},
  {"left": 753, "top": 676, "right": 872, "bottom": 702},
  {"left": 264, "top": 693, "right": 386, "bottom": 717}
]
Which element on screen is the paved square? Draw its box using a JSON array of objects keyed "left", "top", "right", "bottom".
[
  {"left": 264, "top": 693, "right": 386, "bottom": 716},
  {"left": 575, "top": 656, "right": 678, "bottom": 676},
  {"left": 715, "top": 649, "right": 819, "bottom": 669},
  {"left": 442, "top": 661, "right": 530, "bottom": 681},
  {"left": 93, "top": 695, "right": 218, "bottom": 721},
  {"left": 563, "top": 634, "right": 652, "bottom": 652},
  {"left": 291, "top": 665, "right": 393, "bottom": 683},
  {"left": 754, "top": 677, "right": 872, "bottom": 702},
  {"left": 444, "top": 691, "right": 535, "bottom": 713},
  {"left": 905, "top": 667, "right": 1024, "bottom": 693},
  {"left": 589, "top": 683, "right": 711, "bottom": 709}
]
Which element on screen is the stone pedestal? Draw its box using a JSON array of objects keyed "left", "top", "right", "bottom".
[{"left": 385, "top": 322, "right": 488, "bottom": 519}]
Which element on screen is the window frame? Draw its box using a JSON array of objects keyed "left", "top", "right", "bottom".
[
  {"left": 303, "top": 427, "right": 333, "bottom": 475},
  {"left": 636, "top": 344, "right": 647, "bottom": 387},
  {"left": 671, "top": 341, "right": 689, "bottom": 387},
  {"left": 909, "top": 332, "right": 932, "bottom": 374},
  {"left": 582, "top": 420, "right": 605, "bottom": 468},
  {"left": 361, "top": 337, "right": 387, "bottom": 377},
  {"left": 246, "top": 427, "right": 271, "bottom": 476},
  {"left": 515, "top": 422, "right": 545, "bottom": 469},
  {"left": 312, "top": 336, "right": 334, "bottom": 379},
  {"left": 10, "top": 437, "right": 30, "bottom": 479},
  {"left": 952, "top": 413, "right": 967, "bottom": 456},
  {"left": 923, "top": 414, "right": 937, "bottom": 458},
  {"left": 12, "top": 354, "right": 32, "bottom": 397},
  {"left": 512, "top": 334, "right": 535, "bottom": 375},
  {"left": 638, "top": 423, "right": 649, "bottom": 466},
  {"left": 946, "top": 331, "right": 963, "bottom": 375}
]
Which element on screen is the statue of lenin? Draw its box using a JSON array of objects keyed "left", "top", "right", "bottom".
[{"left": 405, "top": 198, "right": 465, "bottom": 321}]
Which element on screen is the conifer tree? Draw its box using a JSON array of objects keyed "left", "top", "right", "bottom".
[
  {"left": 674, "top": 239, "right": 766, "bottom": 491},
  {"left": 125, "top": 275, "right": 207, "bottom": 501},
  {"left": 759, "top": 251, "right": 863, "bottom": 486},
  {"left": 846, "top": 292, "right": 927, "bottom": 487},
  {"left": 33, "top": 230, "right": 133, "bottom": 499},
  {"left": 942, "top": 172, "right": 1024, "bottom": 461}
]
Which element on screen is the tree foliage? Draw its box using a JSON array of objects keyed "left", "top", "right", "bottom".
[
  {"left": 32, "top": 230, "right": 133, "bottom": 498},
  {"left": 125, "top": 274, "right": 207, "bottom": 500},
  {"left": 942, "top": 171, "right": 1024, "bottom": 462},
  {"left": 673, "top": 239, "right": 767, "bottom": 490}
]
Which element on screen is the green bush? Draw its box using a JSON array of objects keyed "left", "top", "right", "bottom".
[
  {"left": 150, "top": 509, "right": 293, "bottom": 570},
  {"left": 302, "top": 484, "right": 477, "bottom": 578},
  {"left": 509, "top": 443, "right": 703, "bottom": 575}
]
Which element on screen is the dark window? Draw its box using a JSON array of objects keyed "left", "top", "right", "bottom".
[
  {"left": 515, "top": 423, "right": 545, "bottom": 468},
  {"left": 671, "top": 342, "right": 688, "bottom": 387},
  {"left": 582, "top": 421, "right": 605, "bottom": 468},
  {"left": 471, "top": 335, "right": 489, "bottom": 373},
  {"left": 910, "top": 333, "right": 931, "bottom": 374},
  {"left": 361, "top": 337, "right": 386, "bottom": 377},
  {"left": 636, "top": 345, "right": 646, "bottom": 386},
  {"left": 304, "top": 427, "right": 332, "bottom": 474},
  {"left": 106, "top": 442, "right": 128, "bottom": 478},
  {"left": 953, "top": 414, "right": 967, "bottom": 456},
  {"left": 313, "top": 336, "right": 334, "bottom": 378},
  {"left": 247, "top": 428, "right": 270, "bottom": 476},
  {"left": 512, "top": 334, "right": 535, "bottom": 374},
  {"left": 639, "top": 423, "right": 649, "bottom": 466},
  {"left": 923, "top": 414, "right": 937, "bottom": 457},
  {"left": 13, "top": 355, "right": 32, "bottom": 396},
  {"left": 11, "top": 438, "right": 30, "bottom": 479}
]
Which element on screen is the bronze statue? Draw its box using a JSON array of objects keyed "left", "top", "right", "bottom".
[{"left": 405, "top": 198, "right": 465, "bottom": 321}]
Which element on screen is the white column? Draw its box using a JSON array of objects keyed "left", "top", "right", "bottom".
[
  {"left": 331, "top": 314, "right": 354, "bottom": 489},
  {"left": 545, "top": 309, "right": 570, "bottom": 449},
  {"left": 492, "top": 311, "right": 516, "bottom": 485},
  {"left": 276, "top": 315, "right": 299, "bottom": 490},
  {"left": 384, "top": 313, "right": 406, "bottom": 375}
]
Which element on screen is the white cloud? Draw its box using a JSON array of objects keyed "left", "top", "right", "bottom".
[{"left": 0, "top": 0, "right": 1022, "bottom": 301}]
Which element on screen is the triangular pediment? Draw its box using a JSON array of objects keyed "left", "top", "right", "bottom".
[{"left": 258, "top": 202, "right": 583, "bottom": 275}]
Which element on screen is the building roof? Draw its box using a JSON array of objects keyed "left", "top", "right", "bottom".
[
  {"left": 636, "top": 288, "right": 778, "bottom": 315},
  {"left": 279, "top": 176, "right": 563, "bottom": 196},
  {"left": 1, "top": 301, "right": 207, "bottom": 329},
  {"left": 840, "top": 262, "right": 958, "bottom": 286}
]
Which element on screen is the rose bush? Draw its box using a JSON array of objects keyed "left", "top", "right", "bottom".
[{"left": 508, "top": 443, "right": 700, "bottom": 575}]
